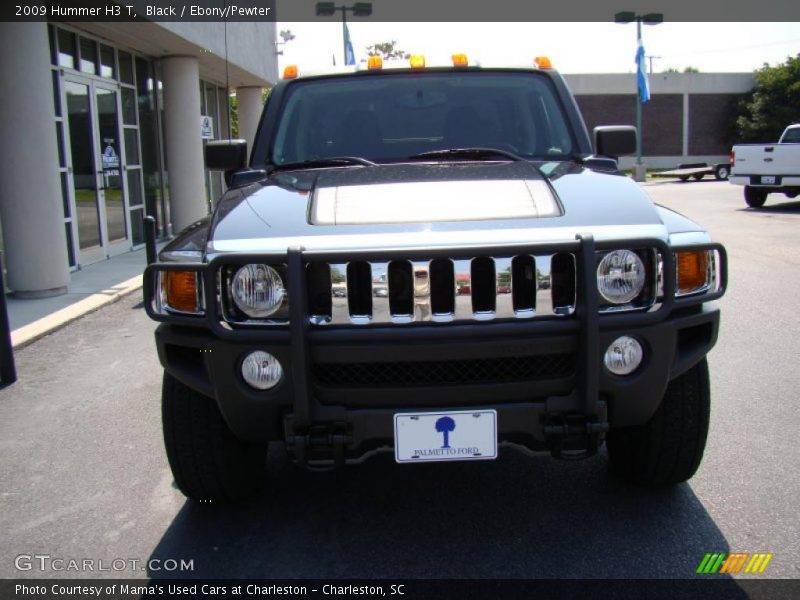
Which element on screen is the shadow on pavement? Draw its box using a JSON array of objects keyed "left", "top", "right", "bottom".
[
  {"left": 147, "top": 446, "right": 745, "bottom": 587},
  {"left": 740, "top": 200, "right": 800, "bottom": 214}
]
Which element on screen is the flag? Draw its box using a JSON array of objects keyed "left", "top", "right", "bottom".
[
  {"left": 636, "top": 38, "right": 650, "bottom": 103},
  {"left": 344, "top": 23, "right": 356, "bottom": 65}
]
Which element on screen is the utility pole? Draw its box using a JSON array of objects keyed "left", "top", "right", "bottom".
[{"left": 647, "top": 55, "right": 661, "bottom": 74}]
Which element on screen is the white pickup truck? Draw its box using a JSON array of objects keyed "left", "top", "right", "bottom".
[{"left": 730, "top": 124, "right": 800, "bottom": 207}]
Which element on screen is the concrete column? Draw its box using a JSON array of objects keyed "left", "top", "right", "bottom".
[
  {"left": 236, "top": 86, "right": 264, "bottom": 158},
  {"left": 161, "top": 56, "right": 207, "bottom": 233},
  {"left": 0, "top": 23, "right": 69, "bottom": 297}
]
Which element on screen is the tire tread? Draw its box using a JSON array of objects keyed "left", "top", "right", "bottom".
[
  {"left": 161, "top": 372, "right": 265, "bottom": 502},
  {"left": 607, "top": 359, "right": 710, "bottom": 486}
]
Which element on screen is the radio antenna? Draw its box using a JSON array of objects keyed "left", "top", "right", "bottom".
[{"left": 224, "top": 2, "right": 232, "bottom": 139}]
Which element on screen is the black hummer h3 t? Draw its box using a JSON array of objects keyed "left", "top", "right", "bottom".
[{"left": 144, "top": 60, "right": 727, "bottom": 502}]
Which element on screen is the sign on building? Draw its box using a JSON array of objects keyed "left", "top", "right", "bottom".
[{"left": 201, "top": 115, "right": 214, "bottom": 140}]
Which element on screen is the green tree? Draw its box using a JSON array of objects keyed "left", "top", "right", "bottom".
[
  {"left": 230, "top": 88, "right": 271, "bottom": 139},
  {"left": 683, "top": 66, "right": 699, "bottom": 73},
  {"left": 736, "top": 56, "right": 800, "bottom": 143},
  {"left": 366, "top": 40, "right": 410, "bottom": 60}
]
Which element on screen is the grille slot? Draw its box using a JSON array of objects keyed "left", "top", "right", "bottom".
[
  {"left": 551, "top": 252, "right": 576, "bottom": 314},
  {"left": 388, "top": 260, "right": 413, "bottom": 318},
  {"left": 347, "top": 261, "right": 372, "bottom": 323},
  {"left": 306, "top": 253, "right": 577, "bottom": 325},
  {"left": 471, "top": 257, "right": 496, "bottom": 316},
  {"left": 313, "top": 353, "right": 576, "bottom": 387},
  {"left": 430, "top": 259, "right": 455, "bottom": 316},
  {"left": 306, "top": 262, "right": 332, "bottom": 320}
]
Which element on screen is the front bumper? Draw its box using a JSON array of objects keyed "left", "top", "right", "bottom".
[{"left": 146, "top": 236, "right": 726, "bottom": 464}]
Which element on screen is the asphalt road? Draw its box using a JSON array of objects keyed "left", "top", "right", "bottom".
[{"left": 1, "top": 179, "right": 799, "bottom": 584}]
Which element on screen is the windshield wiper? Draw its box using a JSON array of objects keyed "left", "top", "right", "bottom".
[
  {"left": 408, "top": 147, "right": 527, "bottom": 162},
  {"left": 269, "top": 156, "right": 377, "bottom": 172}
]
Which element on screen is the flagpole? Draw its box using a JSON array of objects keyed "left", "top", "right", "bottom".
[
  {"left": 635, "top": 17, "right": 643, "bottom": 169},
  {"left": 341, "top": 7, "right": 347, "bottom": 66}
]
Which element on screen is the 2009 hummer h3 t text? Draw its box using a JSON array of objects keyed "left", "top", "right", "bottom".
[{"left": 144, "top": 58, "right": 727, "bottom": 502}]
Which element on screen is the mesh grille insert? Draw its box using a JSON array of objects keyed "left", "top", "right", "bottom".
[{"left": 313, "top": 353, "right": 575, "bottom": 388}]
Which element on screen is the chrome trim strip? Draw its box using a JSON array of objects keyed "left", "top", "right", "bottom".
[
  {"left": 453, "top": 258, "right": 473, "bottom": 322},
  {"left": 495, "top": 256, "right": 514, "bottom": 320},
  {"left": 371, "top": 261, "right": 392, "bottom": 324},
  {"left": 330, "top": 263, "right": 349, "bottom": 324},
  {"left": 411, "top": 260, "right": 432, "bottom": 323},
  {"left": 536, "top": 254, "right": 556, "bottom": 317}
]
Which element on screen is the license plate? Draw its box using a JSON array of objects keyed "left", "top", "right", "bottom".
[
  {"left": 393, "top": 410, "right": 497, "bottom": 463},
  {"left": 761, "top": 175, "right": 776, "bottom": 184}
]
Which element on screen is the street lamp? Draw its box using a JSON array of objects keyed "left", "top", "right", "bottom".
[
  {"left": 615, "top": 11, "right": 663, "bottom": 182},
  {"left": 316, "top": 2, "right": 373, "bottom": 66}
]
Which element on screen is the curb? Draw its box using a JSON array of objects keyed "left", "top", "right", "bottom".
[{"left": 11, "top": 274, "right": 144, "bottom": 350}]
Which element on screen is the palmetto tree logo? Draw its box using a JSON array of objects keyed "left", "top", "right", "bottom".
[{"left": 435, "top": 416, "right": 456, "bottom": 448}]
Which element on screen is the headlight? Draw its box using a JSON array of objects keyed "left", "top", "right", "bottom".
[
  {"left": 596, "top": 250, "right": 645, "bottom": 304},
  {"left": 231, "top": 264, "right": 285, "bottom": 318}
]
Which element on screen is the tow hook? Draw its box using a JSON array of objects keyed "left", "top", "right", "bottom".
[
  {"left": 284, "top": 421, "right": 352, "bottom": 471},
  {"left": 544, "top": 415, "right": 609, "bottom": 460}
]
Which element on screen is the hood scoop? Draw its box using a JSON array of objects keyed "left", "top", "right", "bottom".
[{"left": 309, "top": 178, "right": 562, "bottom": 226}]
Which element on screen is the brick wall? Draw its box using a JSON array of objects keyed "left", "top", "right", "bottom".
[
  {"left": 575, "top": 94, "right": 683, "bottom": 156},
  {"left": 688, "top": 93, "right": 743, "bottom": 155}
]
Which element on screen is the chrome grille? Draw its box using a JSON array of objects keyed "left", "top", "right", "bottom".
[{"left": 307, "top": 254, "right": 576, "bottom": 326}]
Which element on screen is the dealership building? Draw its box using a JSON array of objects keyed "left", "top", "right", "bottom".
[
  {"left": 0, "top": 20, "right": 277, "bottom": 297},
  {"left": 0, "top": 20, "right": 752, "bottom": 298}
]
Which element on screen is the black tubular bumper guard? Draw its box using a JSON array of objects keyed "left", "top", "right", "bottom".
[{"left": 144, "top": 237, "right": 727, "bottom": 465}]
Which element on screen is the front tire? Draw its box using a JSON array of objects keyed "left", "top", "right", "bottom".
[
  {"left": 162, "top": 372, "right": 267, "bottom": 502},
  {"left": 744, "top": 186, "right": 767, "bottom": 208},
  {"left": 607, "top": 358, "right": 710, "bottom": 486}
]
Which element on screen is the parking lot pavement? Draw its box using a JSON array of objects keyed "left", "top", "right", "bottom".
[{"left": 0, "top": 179, "right": 798, "bottom": 582}]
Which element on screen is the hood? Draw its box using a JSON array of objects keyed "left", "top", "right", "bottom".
[{"left": 206, "top": 162, "right": 681, "bottom": 254}]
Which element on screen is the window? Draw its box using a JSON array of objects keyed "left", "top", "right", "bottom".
[
  {"left": 99, "top": 45, "right": 116, "bottom": 79},
  {"left": 79, "top": 37, "right": 97, "bottom": 75},
  {"left": 118, "top": 51, "right": 134, "bottom": 84},
  {"left": 57, "top": 30, "right": 76, "bottom": 69}
]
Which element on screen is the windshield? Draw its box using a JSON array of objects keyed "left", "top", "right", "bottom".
[{"left": 269, "top": 71, "right": 575, "bottom": 165}]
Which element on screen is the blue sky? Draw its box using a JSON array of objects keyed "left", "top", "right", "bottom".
[{"left": 277, "top": 22, "right": 799, "bottom": 74}]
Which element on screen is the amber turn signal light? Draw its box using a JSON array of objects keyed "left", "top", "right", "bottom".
[
  {"left": 163, "top": 271, "right": 199, "bottom": 313},
  {"left": 676, "top": 251, "right": 709, "bottom": 295}
]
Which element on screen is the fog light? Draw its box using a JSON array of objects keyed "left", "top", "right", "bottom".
[
  {"left": 604, "top": 336, "right": 643, "bottom": 376},
  {"left": 241, "top": 351, "right": 283, "bottom": 390}
]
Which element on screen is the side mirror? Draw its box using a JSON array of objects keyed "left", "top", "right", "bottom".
[
  {"left": 205, "top": 139, "right": 247, "bottom": 171},
  {"left": 594, "top": 126, "right": 637, "bottom": 159}
]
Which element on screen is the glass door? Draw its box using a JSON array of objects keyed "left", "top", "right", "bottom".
[
  {"left": 63, "top": 75, "right": 129, "bottom": 265},
  {"left": 95, "top": 84, "right": 128, "bottom": 256}
]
